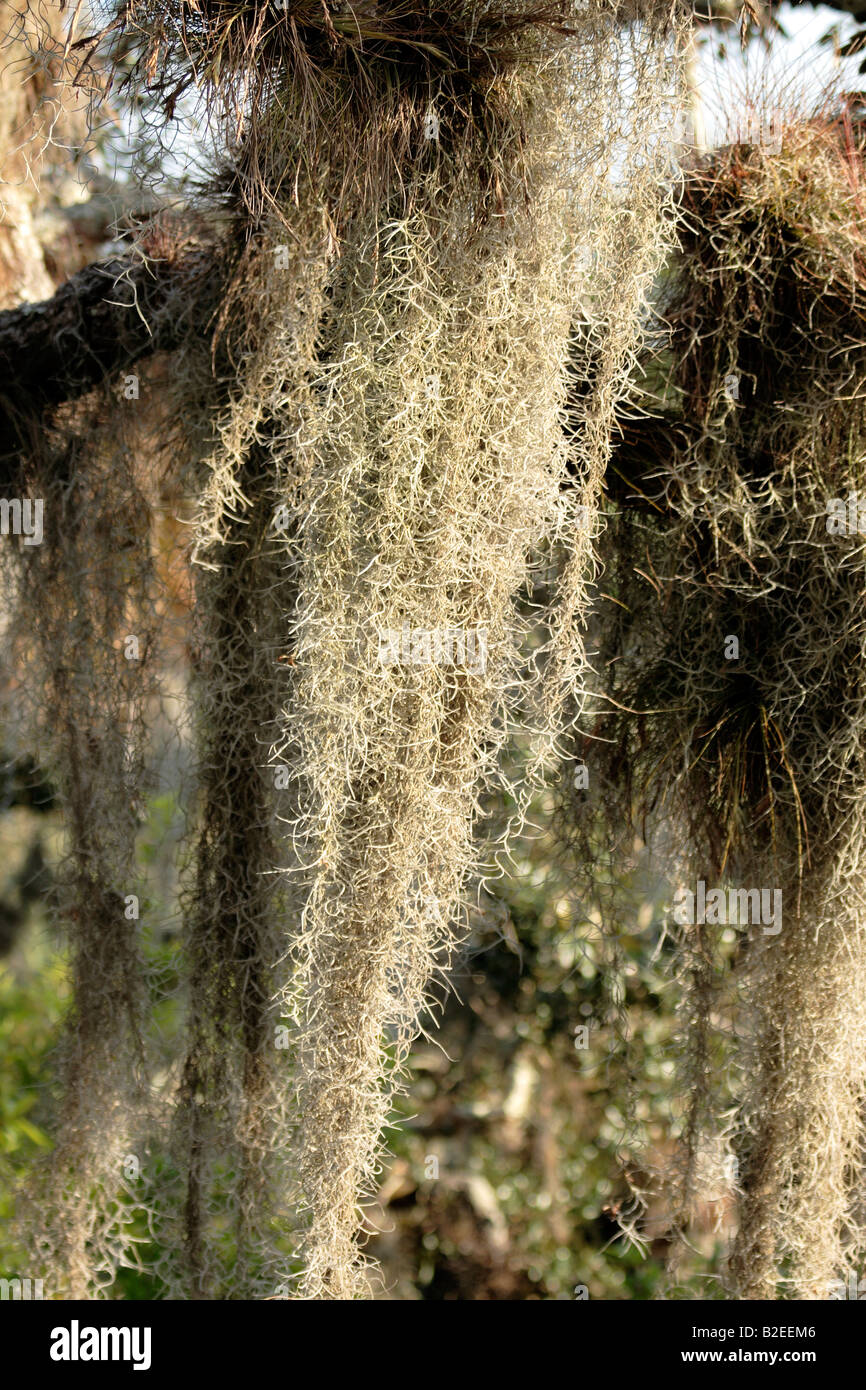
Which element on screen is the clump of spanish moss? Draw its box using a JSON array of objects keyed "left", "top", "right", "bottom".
[
  {"left": 253, "top": 4, "right": 682, "bottom": 1297},
  {"left": 171, "top": 0, "right": 687, "bottom": 1299},
  {"left": 172, "top": 493, "right": 290, "bottom": 1299},
  {"left": 165, "top": 210, "right": 332, "bottom": 1299},
  {"left": 0, "top": 392, "right": 159, "bottom": 1297},
  {"left": 581, "top": 115, "right": 866, "bottom": 1298},
  {"left": 172, "top": 415, "right": 310, "bottom": 1299},
  {"left": 72, "top": 0, "right": 616, "bottom": 219},
  {"left": 13, "top": 0, "right": 687, "bottom": 1299}
]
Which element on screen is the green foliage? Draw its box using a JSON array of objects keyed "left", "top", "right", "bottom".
[{"left": 0, "top": 939, "right": 65, "bottom": 1273}]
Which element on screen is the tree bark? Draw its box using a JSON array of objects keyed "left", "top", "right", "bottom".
[{"left": 0, "top": 248, "right": 224, "bottom": 482}]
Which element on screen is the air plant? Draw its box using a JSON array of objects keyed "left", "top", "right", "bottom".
[
  {"left": 4, "top": 0, "right": 686, "bottom": 1298},
  {"left": 576, "top": 111, "right": 866, "bottom": 1298}
]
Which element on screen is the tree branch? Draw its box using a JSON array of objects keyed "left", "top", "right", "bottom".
[{"left": 0, "top": 248, "right": 224, "bottom": 480}]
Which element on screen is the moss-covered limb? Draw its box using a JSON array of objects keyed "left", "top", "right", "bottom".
[{"left": 0, "top": 248, "right": 226, "bottom": 480}]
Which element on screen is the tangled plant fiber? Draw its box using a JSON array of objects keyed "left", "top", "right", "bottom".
[
  {"left": 10, "top": 0, "right": 686, "bottom": 1298},
  {"left": 256, "top": 5, "right": 684, "bottom": 1298},
  {"left": 582, "top": 115, "right": 866, "bottom": 1299},
  {"left": 0, "top": 392, "right": 158, "bottom": 1297}
]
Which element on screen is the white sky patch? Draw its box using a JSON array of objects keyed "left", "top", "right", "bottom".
[{"left": 695, "top": 3, "right": 865, "bottom": 147}]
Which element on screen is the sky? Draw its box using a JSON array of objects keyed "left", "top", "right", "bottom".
[{"left": 696, "top": 3, "right": 865, "bottom": 144}]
